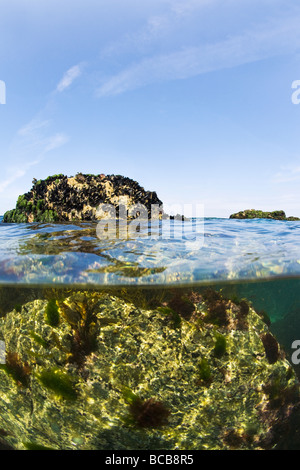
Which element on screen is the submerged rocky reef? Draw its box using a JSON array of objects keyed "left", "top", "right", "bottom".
[
  {"left": 0, "top": 287, "right": 299, "bottom": 450},
  {"left": 3, "top": 173, "right": 163, "bottom": 223},
  {"left": 229, "top": 209, "right": 300, "bottom": 221}
]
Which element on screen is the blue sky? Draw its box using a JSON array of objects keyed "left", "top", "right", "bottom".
[{"left": 1, "top": 0, "right": 300, "bottom": 217}]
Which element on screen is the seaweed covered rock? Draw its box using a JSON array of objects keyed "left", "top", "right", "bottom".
[
  {"left": 0, "top": 289, "right": 299, "bottom": 450},
  {"left": 3, "top": 173, "right": 163, "bottom": 223},
  {"left": 229, "top": 209, "right": 300, "bottom": 221}
]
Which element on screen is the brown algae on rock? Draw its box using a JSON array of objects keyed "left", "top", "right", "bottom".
[
  {"left": 3, "top": 173, "right": 163, "bottom": 223},
  {"left": 0, "top": 288, "right": 299, "bottom": 450}
]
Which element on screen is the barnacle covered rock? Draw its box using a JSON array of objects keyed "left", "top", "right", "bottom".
[
  {"left": 0, "top": 289, "right": 299, "bottom": 450},
  {"left": 3, "top": 173, "right": 163, "bottom": 223}
]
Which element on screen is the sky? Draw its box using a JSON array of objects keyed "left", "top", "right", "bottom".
[{"left": 1, "top": 0, "right": 300, "bottom": 218}]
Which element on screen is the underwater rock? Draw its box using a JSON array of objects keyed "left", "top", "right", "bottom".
[
  {"left": 0, "top": 289, "right": 299, "bottom": 450},
  {"left": 229, "top": 209, "right": 300, "bottom": 221},
  {"left": 3, "top": 173, "right": 163, "bottom": 223}
]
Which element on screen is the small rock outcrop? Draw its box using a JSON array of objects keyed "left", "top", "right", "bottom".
[
  {"left": 3, "top": 173, "right": 163, "bottom": 223},
  {"left": 229, "top": 209, "right": 300, "bottom": 221}
]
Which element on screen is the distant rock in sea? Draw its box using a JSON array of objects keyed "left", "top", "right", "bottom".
[
  {"left": 229, "top": 209, "right": 300, "bottom": 221},
  {"left": 3, "top": 173, "right": 163, "bottom": 223}
]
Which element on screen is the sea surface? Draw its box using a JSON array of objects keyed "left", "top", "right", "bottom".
[
  {"left": 1, "top": 216, "right": 300, "bottom": 284},
  {"left": 0, "top": 215, "right": 300, "bottom": 450},
  {"left": 1, "top": 215, "right": 300, "bottom": 361}
]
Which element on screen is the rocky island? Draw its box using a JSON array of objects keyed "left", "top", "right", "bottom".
[
  {"left": 3, "top": 173, "right": 163, "bottom": 223},
  {"left": 229, "top": 209, "right": 300, "bottom": 221}
]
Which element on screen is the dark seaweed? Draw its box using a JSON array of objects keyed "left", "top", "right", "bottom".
[{"left": 261, "top": 333, "right": 280, "bottom": 364}]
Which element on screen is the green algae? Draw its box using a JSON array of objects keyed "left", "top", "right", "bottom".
[
  {"left": 45, "top": 299, "right": 60, "bottom": 327},
  {"left": 23, "top": 442, "right": 57, "bottom": 450},
  {"left": 213, "top": 332, "right": 227, "bottom": 358},
  {"left": 198, "top": 358, "right": 212, "bottom": 383},
  {"left": 3, "top": 173, "right": 163, "bottom": 223},
  {"left": 37, "top": 368, "right": 78, "bottom": 401},
  {"left": 157, "top": 306, "right": 182, "bottom": 329},
  {"left": 29, "top": 331, "right": 49, "bottom": 349},
  {"left": 58, "top": 293, "right": 100, "bottom": 366}
]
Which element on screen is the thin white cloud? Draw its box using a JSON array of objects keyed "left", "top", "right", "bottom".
[
  {"left": 0, "top": 60, "right": 76, "bottom": 198},
  {"left": 0, "top": 117, "right": 69, "bottom": 195},
  {"left": 0, "top": 133, "right": 69, "bottom": 194},
  {"left": 56, "top": 64, "right": 82, "bottom": 92},
  {"left": 43, "top": 133, "right": 69, "bottom": 153},
  {"left": 168, "top": 0, "right": 216, "bottom": 17},
  {"left": 18, "top": 118, "right": 51, "bottom": 137},
  {"left": 12, "top": 116, "right": 69, "bottom": 157},
  {"left": 100, "top": 0, "right": 222, "bottom": 58},
  {"left": 0, "top": 160, "right": 40, "bottom": 193},
  {"left": 97, "top": 11, "right": 300, "bottom": 97},
  {"left": 0, "top": 63, "right": 80, "bottom": 205},
  {"left": 272, "top": 165, "right": 300, "bottom": 183}
]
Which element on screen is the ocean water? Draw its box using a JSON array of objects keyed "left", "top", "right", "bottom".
[{"left": 0, "top": 215, "right": 300, "bottom": 450}]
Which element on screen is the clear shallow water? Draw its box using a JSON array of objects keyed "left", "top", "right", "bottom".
[
  {"left": 1, "top": 216, "right": 300, "bottom": 450},
  {"left": 1, "top": 215, "right": 300, "bottom": 339},
  {"left": 0, "top": 216, "right": 300, "bottom": 285}
]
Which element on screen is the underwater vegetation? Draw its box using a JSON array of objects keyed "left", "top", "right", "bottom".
[
  {"left": 130, "top": 398, "right": 170, "bottom": 429},
  {"left": 261, "top": 333, "right": 280, "bottom": 364},
  {"left": 157, "top": 306, "right": 182, "bottom": 329},
  {"left": 167, "top": 292, "right": 195, "bottom": 320},
  {"left": 239, "top": 300, "right": 250, "bottom": 316},
  {"left": 197, "top": 358, "right": 212, "bottom": 385},
  {"left": 0, "top": 352, "right": 31, "bottom": 388},
  {"left": 14, "top": 304, "right": 22, "bottom": 314},
  {"left": 221, "top": 426, "right": 259, "bottom": 450},
  {"left": 0, "top": 287, "right": 299, "bottom": 450},
  {"left": 45, "top": 299, "right": 60, "bottom": 327},
  {"left": 189, "top": 288, "right": 256, "bottom": 333},
  {"left": 263, "top": 376, "right": 300, "bottom": 410},
  {"left": 201, "top": 289, "right": 229, "bottom": 327},
  {"left": 213, "top": 332, "right": 227, "bottom": 358},
  {"left": 37, "top": 368, "right": 78, "bottom": 402},
  {"left": 58, "top": 293, "right": 100, "bottom": 367},
  {"left": 23, "top": 442, "right": 57, "bottom": 450},
  {"left": 257, "top": 309, "right": 271, "bottom": 327},
  {"left": 29, "top": 331, "right": 49, "bottom": 349},
  {"left": 123, "top": 389, "right": 170, "bottom": 428}
]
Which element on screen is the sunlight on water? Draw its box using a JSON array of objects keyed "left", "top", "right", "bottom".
[
  {"left": 1, "top": 217, "right": 300, "bottom": 450},
  {"left": 0, "top": 217, "right": 300, "bottom": 285}
]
